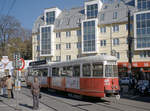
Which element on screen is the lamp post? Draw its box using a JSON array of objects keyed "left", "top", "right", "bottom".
[{"left": 121, "top": 0, "right": 133, "bottom": 80}]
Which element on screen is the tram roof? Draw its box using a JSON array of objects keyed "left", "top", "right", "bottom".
[{"left": 51, "top": 55, "right": 117, "bottom": 67}]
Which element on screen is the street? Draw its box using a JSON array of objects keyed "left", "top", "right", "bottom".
[{"left": 0, "top": 85, "right": 150, "bottom": 111}]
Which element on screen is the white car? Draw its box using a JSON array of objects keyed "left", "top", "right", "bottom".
[{"left": 120, "top": 77, "right": 130, "bottom": 85}]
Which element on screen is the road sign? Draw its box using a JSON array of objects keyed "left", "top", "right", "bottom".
[{"left": 18, "top": 58, "right": 25, "bottom": 71}]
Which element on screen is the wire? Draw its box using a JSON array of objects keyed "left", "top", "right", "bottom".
[{"left": 7, "top": 0, "right": 16, "bottom": 16}]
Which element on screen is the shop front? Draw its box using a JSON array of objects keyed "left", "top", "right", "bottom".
[{"left": 118, "top": 61, "right": 150, "bottom": 81}]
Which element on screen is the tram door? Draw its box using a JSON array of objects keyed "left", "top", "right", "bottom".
[
  {"left": 65, "top": 65, "right": 80, "bottom": 89},
  {"left": 39, "top": 68, "right": 48, "bottom": 87}
]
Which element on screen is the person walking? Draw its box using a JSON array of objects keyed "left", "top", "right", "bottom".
[
  {"left": 31, "top": 76, "right": 40, "bottom": 110},
  {"left": 5, "top": 75, "right": 14, "bottom": 99}
]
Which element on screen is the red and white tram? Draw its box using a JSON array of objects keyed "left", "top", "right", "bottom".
[{"left": 26, "top": 55, "right": 120, "bottom": 98}]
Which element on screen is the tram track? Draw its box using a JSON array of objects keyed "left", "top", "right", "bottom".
[
  {"left": 95, "top": 97, "right": 150, "bottom": 111},
  {"left": 21, "top": 87, "right": 124, "bottom": 111},
  {"left": 117, "top": 99, "right": 150, "bottom": 111},
  {"left": 22, "top": 88, "right": 90, "bottom": 111},
  {"left": 22, "top": 87, "right": 150, "bottom": 111}
]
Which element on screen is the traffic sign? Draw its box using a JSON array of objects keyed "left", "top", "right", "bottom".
[{"left": 18, "top": 58, "right": 25, "bottom": 71}]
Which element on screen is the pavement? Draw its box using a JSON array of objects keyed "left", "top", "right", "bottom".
[
  {"left": 0, "top": 91, "right": 53, "bottom": 111},
  {"left": 0, "top": 84, "right": 150, "bottom": 111}
]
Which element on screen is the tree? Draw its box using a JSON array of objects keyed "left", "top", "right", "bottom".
[
  {"left": 0, "top": 15, "right": 32, "bottom": 60},
  {"left": 0, "top": 15, "right": 21, "bottom": 56}
]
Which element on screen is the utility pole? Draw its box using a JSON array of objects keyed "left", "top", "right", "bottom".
[{"left": 127, "top": 10, "right": 133, "bottom": 79}]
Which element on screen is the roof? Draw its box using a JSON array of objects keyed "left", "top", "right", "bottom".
[
  {"left": 51, "top": 55, "right": 117, "bottom": 67},
  {"left": 98, "top": 1, "right": 136, "bottom": 25},
  {"left": 32, "top": 0, "right": 136, "bottom": 32},
  {"left": 54, "top": 7, "right": 85, "bottom": 31},
  {"left": 32, "top": 14, "right": 44, "bottom": 34}
]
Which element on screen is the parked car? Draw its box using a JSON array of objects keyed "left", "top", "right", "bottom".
[{"left": 120, "top": 77, "right": 130, "bottom": 85}]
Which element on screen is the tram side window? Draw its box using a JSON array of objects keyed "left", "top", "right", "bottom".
[
  {"left": 73, "top": 65, "right": 80, "bottom": 77},
  {"left": 52, "top": 67, "right": 59, "bottom": 76},
  {"left": 105, "top": 65, "right": 113, "bottom": 77},
  {"left": 113, "top": 65, "right": 118, "bottom": 77},
  {"left": 93, "top": 63, "right": 103, "bottom": 77},
  {"left": 41, "top": 69, "right": 48, "bottom": 77},
  {"left": 83, "top": 64, "right": 91, "bottom": 77},
  {"left": 66, "top": 66, "right": 73, "bottom": 77},
  {"left": 61, "top": 67, "right": 67, "bottom": 76}
]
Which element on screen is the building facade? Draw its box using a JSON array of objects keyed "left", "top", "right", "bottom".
[{"left": 32, "top": 0, "right": 150, "bottom": 79}]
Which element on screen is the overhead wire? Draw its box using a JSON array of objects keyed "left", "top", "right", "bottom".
[{"left": 6, "top": 0, "right": 16, "bottom": 16}]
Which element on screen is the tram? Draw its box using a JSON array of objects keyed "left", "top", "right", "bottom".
[{"left": 26, "top": 55, "right": 120, "bottom": 98}]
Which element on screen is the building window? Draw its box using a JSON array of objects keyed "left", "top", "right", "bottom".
[
  {"left": 113, "top": 38, "right": 119, "bottom": 46},
  {"left": 77, "top": 42, "right": 81, "bottom": 49},
  {"left": 100, "top": 53, "right": 107, "bottom": 55},
  {"left": 37, "top": 46, "right": 40, "bottom": 51},
  {"left": 137, "top": 0, "right": 150, "bottom": 10},
  {"left": 66, "top": 55, "right": 71, "bottom": 61},
  {"left": 77, "top": 30, "right": 81, "bottom": 37},
  {"left": 41, "top": 26, "right": 51, "bottom": 55},
  {"left": 100, "top": 13, "right": 105, "bottom": 21},
  {"left": 140, "top": 51, "right": 150, "bottom": 58},
  {"left": 113, "top": 12, "right": 117, "bottom": 19},
  {"left": 56, "top": 32, "right": 61, "bottom": 38},
  {"left": 136, "top": 12, "right": 150, "bottom": 49},
  {"left": 100, "top": 26, "right": 106, "bottom": 33},
  {"left": 83, "top": 20, "right": 96, "bottom": 52},
  {"left": 56, "top": 56, "right": 61, "bottom": 61},
  {"left": 87, "top": 4, "right": 98, "bottom": 19},
  {"left": 100, "top": 40, "right": 106, "bottom": 46},
  {"left": 56, "top": 44, "right": 61, "bottom": 50},
  {"left": 66, "top": 31, "right": 71, "bottom": 37},
  {"left": 66, "top": 43, "right": 71, "bottom": 49},
  {"left": 116, "top": 52, "right": 120, "bottom": 59},
  {"left": 46, "top": 11, "right": 55, "bottom": 24},
  {"left": 113, "top": 25, "right": 119, "bottom": 32}
]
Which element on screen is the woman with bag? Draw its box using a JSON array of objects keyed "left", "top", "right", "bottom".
[{"left": 31, "top": 76, "right": 40, "bottom": 110}]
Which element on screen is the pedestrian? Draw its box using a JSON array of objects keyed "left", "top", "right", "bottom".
[
  {"left": 5, "top": 75, "right": 14, "bottom": 99},
  {"left": 1, "top": 76, "right": 7, "bottom": 96},
  {"left": 31, "top": 76, "right": 40, "bottom": 110}
]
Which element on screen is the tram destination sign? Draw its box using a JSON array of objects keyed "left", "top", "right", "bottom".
[{"left": 29, "top": 60, "right": 47, "bottom": 66}]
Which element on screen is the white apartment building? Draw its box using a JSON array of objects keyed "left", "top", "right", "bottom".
[{"left": 32, "top": 0, "right": 150, "bottom": 79}]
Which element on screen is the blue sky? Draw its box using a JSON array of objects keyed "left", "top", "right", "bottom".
[
  {"left": 0, "top": 0, "right": 114, "bottom": 30},
  {"left": 0, "top": 0, "right": 84, "bottom": 30}
]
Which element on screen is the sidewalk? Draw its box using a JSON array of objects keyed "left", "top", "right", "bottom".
[{"left": 0, "top": 91, "right": 53, "bottom": 111}]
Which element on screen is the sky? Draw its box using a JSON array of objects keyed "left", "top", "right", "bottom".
[
  {"left": 0, "top": 0, "right": 84, "bottom": 30},
  {"left": 0, "top": 0, "right": 115, "bottom": 30}
]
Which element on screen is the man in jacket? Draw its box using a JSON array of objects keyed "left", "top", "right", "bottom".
[
  {"left": 31, "top": 76, "right": 40, "bottom": 110},
  {"left": 5, "top": 75, "right": 14, "bottom": 99}
]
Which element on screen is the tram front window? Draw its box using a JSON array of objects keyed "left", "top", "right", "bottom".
[
  {"left": 105, "top": 65, "right": 118, "bottom": 77},
  {"left": 113, "top": 65, "right": 118, "bottom": 77}
]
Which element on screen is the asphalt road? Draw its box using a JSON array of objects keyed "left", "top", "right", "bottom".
[{"left": 0, "top": 85, "right": 150, "bottom": 111}]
